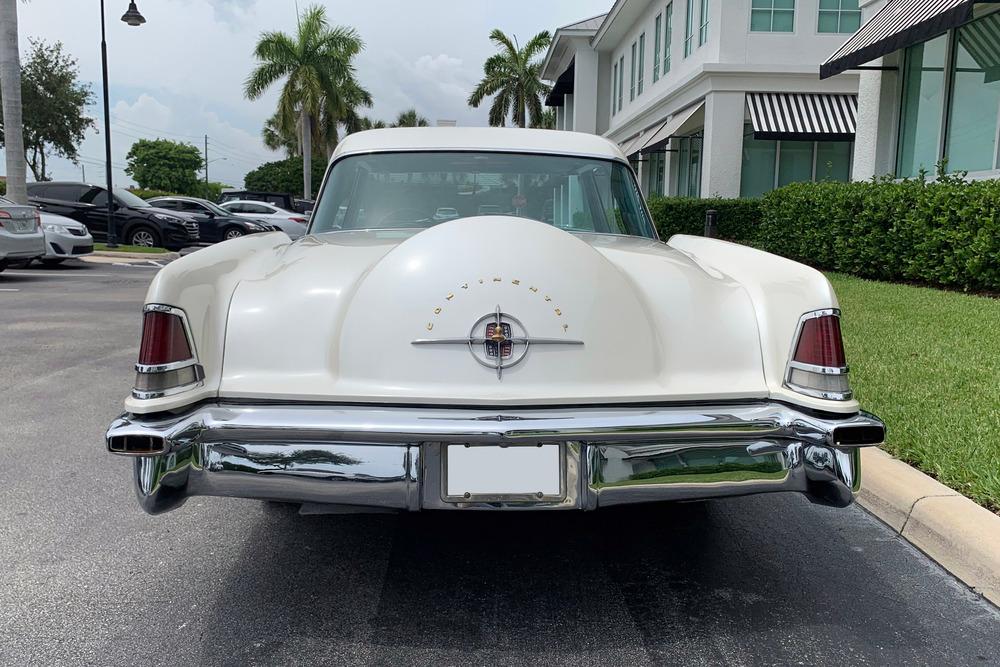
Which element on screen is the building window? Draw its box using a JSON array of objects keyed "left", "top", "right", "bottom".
[
  {"left": 647, "top": 151, "right": 666, "bottom": 196},
  {"left": 618, "top": 55, "right": 625, "bottom": 111},
  {"left": 684, "top": 0, "right": 694, "bottom": 57},
  {"left": 945, "top": 16, "right": 1000, "bottom": 173},
  {"left": 740, "top": 124, "right": 853, "bottom": 197},
  {"left": 676, "top": 135, "right": 702, "bottom": 197},
  {"left": 612, "top": 62, "right": 618, "bottom": 117},
  {"left": 630, "top": 42, "right": 637, "bottom": 101},
  {"left": 665, "top": 3, "right": 673, "bottom": 73},
  {"left": 638, "top": 33, "right": 646, "bottom": 96},
  {"left": 653, "top": 14, "right": 662, "bottom": 82},
  {"left": 897, "top": 35, "right": 947, "bottom": 177},
  {"left": 818, "top": 0, "right": 861, "bottom": 34},
  {"left": 751, "top": 0, "right": 795, "bottom": 33},
  {"left": 699, "top": 0, "right": 709, "bottom": 46}
]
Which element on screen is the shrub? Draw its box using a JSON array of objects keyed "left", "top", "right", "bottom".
[
  {"left": 127, "top": 187, "right": 176, "bottom": 200},
  {"left": 244, "top": 157, "right": 326, "bottom": 198},
  {"left": 0, "top": 179, "right": 5, "bottom": 196},
  {"left": 647, "top": 178, "right": 1000, "bottom": 292},
  {"left": 647, "top": 196, "right": 762, "bottom": 244}
]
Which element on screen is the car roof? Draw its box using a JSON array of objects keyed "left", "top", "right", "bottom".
[
  {"left": 223, "top": 200, "right": 279, "bottom": 208},
  {"left": 332, "top": 127, "right": 626, "bottom": 162}
]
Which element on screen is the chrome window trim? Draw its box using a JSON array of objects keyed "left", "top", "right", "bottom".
[
  {"left": 134, "top": 304, "right": 202, "bottom": 400},
  {"left": 783, "top": 308, "right": 853, "bottom": 402}
]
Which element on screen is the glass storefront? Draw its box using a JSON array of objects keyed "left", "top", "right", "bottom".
[
  {"left": 897, "top": 11, "right": 1000, "bottom": 176},
  {"left": 675, "top": 135, "right": 702, "bottom": 198},
  {"left": 739, "top": 125, "right": 853, "bottom": 197},
  {"left": 646, "top": 151, "right": 666, "bottom": 196}
]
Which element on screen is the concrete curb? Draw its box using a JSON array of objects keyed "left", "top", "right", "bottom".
[
  {"left": 90, "top": 250, "right": 179, "bottom": 260},
  {"left": 859, "top": 448, "right": 1000, "bottom": 606}
]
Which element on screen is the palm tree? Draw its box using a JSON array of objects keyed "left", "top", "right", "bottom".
[
  {"left": 531, "top": 108, "right": 556, "bottom": 130},
  {"left": 391, "top": 108, "right": 429, "bottom": 128},
  {"left": 261, "top": 112, "right": 299, "bottom": 157},
  {"left": 0, "top": 0, "right": 27, "bottom": 203},
  {"left": 344, "top": 116, "right": 386, "bottom": 134},
  {"left": 244, "top": 4, "right": 367, "bottom": 198},
  {"left": 468, "top": 29, "right": 552, "bottom": 128}
]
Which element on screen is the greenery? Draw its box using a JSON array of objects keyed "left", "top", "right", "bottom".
[
  {"left": 0, "top": 39, "right": 93, "bottom": 181},
  {"left": 391, "top": 108, "right": 429, "bottom": 128},
  {"left": 94, "top": 243, "right": 168, "bottom": 254},
  {"left": 127, "top": 181, "right": 227, "bottom": 202},
  {"left": 468, "top": 29, "right": 552, "bottom": 127},
  {"left": 245, "top": 4, "right": 370, "bottom": 194},
  {"left": 125, "top": 138, "right": 204, "bottom": 195},
  {"left": 647, "top": 196, "right": 762, "bottom": 242},
  {"left": 244, "top": 156, "right": 326, "bottom": 197},
  {"left": 648, "top": 175, "right": 1000, "bottom": 292},
  {"left": 0, "top": 179, "right": 5, "bottom": 196},
  {"left": 830, "top": 273, "right": 1000, "bottom": 513}
]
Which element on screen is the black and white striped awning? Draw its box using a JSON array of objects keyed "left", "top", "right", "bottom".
[
  {"left": 821, "top": 0, "right": 989, "bottom": 79},
  {"left": 746, "top": 93, "right": 858, "bottom": 142}
]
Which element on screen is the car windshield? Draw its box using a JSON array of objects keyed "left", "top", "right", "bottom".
[
  {"left": 114, "top": 188, "right": 150, "bottom": 208},
  {"left": 310, "top": 151, "right": 656, "bottom": 238},
  {"left": 194, "top": 199, "right": 231, "bottom": 216}
]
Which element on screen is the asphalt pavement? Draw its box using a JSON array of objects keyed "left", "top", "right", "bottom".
[{"left": 1, "top": 258, "right": 999, "bottom": 666}]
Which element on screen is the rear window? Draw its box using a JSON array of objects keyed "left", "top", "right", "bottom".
[{"left": 310, "top": 151, "right": 656, "bottom": 238}]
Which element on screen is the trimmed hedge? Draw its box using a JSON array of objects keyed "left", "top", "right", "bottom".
[
  {"left": 649, "top": 177, "right": 1000, "bottom": 292},
  {"left": 647, "top": 196, "right": 761, "bottom": 244}
]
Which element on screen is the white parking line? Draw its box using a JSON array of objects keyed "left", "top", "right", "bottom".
[
  {"left": 0, "top": 288, "right": 19, "bottom": 292},
  {"left": 149, "top": 260, "right": 164, "bottom": 267}
]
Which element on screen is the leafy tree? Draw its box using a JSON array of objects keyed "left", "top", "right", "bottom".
[
  {"left": 245, "top": 4, "right": 370, "bottom": 198},
  {"left": 344, "top": 115, "right": 386, "bottom": 134},
  {"left": 468, "top": 29, "right": 552, "bottom": 128},
  {"left": 244, "top": 156, "right": 326, "bottom": 198},
  {"left": 125, "top": 138, "right": 203, "bottom": 195},
  {"left": 1, "top": 39, "right": 94, "bottom": 181},
  {"left": 0, "top": 0, "right": 26, "bottom": 203},
  {"left": 391, "top": 108, "right": 429, "bottom": 128},
  {"left": 531, "top": 108, "right": 556, "bottom": 130}
]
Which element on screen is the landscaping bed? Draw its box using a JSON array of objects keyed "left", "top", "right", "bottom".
[
  {"left": 829, "top": 273, "right": 1000, "bottom": 513},
  {"left": 94, "top": 243, "right": 168, "bottom": 254}
]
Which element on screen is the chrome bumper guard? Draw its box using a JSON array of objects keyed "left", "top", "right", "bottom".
[{"left": 106, "top": 403, "right": 885, "bottom": 514}]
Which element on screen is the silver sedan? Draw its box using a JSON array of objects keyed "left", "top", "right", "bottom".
[
  {"left": 38, "top": 211, "right": 94, "bottom": 265},
  {"left": 0, "top": 195, "right": 45, "bottom": 272}
]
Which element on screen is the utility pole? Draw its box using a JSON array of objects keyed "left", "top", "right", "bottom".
[
  {"left": 204, "top": 134, "right": 209, "bottom": 187},
  {"left": 81, "top": 164, "right": 86, "bottom": 181}
]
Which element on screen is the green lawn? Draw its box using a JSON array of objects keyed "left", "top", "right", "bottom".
[
  {"left": 828, "top": 273, "right": 1000, "bottom": 513},
  {"left": 94, "top": 243, "right": 168, "bottom": 254}
]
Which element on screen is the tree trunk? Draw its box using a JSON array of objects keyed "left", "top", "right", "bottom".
[
  {"left": 0, "top": 0, "right": 27, "bottom": 203},
  {"left": 301, "top": 108, "right": 312, "bottom": 199}
]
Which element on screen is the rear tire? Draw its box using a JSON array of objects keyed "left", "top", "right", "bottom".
[
  {"left": 40, "top": 258, "right": 65, "bottom": 267},
  {"left": 127, "top": 226, "right": 161, "bottom": 248},
  {"left": 0, "top": 259, "right": 7, "bottom": 273}
]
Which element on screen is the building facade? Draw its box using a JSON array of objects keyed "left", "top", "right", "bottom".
[
  {"left": 823, "top": 0, "right": 1000, "bottom": 183},
  {"left": 542, "top": 0, "right": 864, "bottom": 199}
]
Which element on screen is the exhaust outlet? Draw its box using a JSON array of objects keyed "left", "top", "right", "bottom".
[{"left": 107, "top": 433, "right": 167, "bottom": 456}]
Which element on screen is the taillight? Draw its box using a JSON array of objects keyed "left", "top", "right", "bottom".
[
  {"left": 34, "top": 211, "right": 41, "bottom": 231},
  {"left": 133, "top": 305, "right": 204, "bottom": 399},
  {"left": 784, "top": 309, "right": 852, "bottom": 401},
  {"left": 290, "top": 217, "right": 308, "bottom": 223}
]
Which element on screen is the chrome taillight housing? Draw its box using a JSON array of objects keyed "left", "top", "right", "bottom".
[
  {"left": 133, "top": 304, "right": 204, "bottom": 399},
  {"left": 784, "top": 309, "right": 852, "bottom": 401}
]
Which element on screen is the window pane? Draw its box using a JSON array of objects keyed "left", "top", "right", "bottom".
[
  {"left": 947, "top": 15, "right": 1000, "bottom": 172},
  {"left": 741, "top": 129, "right": 777, "bottom": 197},
  {"left": 774, "top": 0, "right": 795, "bottom": 8},
  {"left": 839, "top": 11, "right": 861, "bottom": 33},
  {"left": 818, "top": 0, "right": 839, "bottom": 8},
  {"left": 817, "top": 11, "right": 839, "bottom": 33},
  {"left": 897, "top": 35, "right": 947, "bottom": 178},
  {"left": 750, "top": 10, "right": 772, "bottom": 31},
  {"left": 815, "top": 142, "right": 852, "bottom": 182},
  {"left": 773, "top": 10, "right": 794, "bottom": 32},
  {"left": 777, "top": 141, "right": 814, "bottom": 187}
]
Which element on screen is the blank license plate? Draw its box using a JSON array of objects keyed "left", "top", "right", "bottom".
[{"left": 445, "top": 445, "right": 562, "bottom": 500}]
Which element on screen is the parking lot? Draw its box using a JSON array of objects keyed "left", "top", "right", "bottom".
[{"left": 1, "top": 259, "right": 999, "bottom": 666}]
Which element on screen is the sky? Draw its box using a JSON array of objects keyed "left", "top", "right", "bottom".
[{"left": 1, "top": 0, "right": 610, "bottom": 189}]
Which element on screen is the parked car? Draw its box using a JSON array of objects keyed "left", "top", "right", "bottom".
[
  {"left": 0, "top": 196, "right": 45, "bottom": 272},
  {"left": 27, "top": 182, "right": 199, "bottom": 249},
  {"left": 106, "top": 127, "right": 885, "bottom": 516},
  {"left": 38, "top": 211, "right": 94, "bottom": 265},
  {"left": 219, "top": 200, "right": 308, "bottom": 240},
  {"left": 432, "top": 207, "right": 460, "bottom": 222},
  {"left": 147, "top": 196, "right": 275, "bottom": 243}
]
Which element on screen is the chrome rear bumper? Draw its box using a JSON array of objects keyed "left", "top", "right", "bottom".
[{"left": 106, "top": 402, "right": 885, "bottom": 514}]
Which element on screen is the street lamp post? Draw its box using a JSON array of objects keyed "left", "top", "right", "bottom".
[{"left": 100, "top": 0, "right": 145, "bottom": 248}]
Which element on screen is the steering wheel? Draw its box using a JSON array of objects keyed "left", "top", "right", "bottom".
[{"left": 375, "top": 208, "right": 430, "bottom": 227}]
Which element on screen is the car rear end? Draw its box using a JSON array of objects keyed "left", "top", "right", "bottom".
[{"left": 0, "top": 200, "right": 45, "bottom": 268}]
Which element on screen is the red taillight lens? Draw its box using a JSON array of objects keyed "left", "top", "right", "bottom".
[
  {"left": 793, "top": 315, "right": 846, "bottom": 368},
  {"left": 138, "top": 311, "right": 193, "bottom": 366},
  {"left": 34, "top": 211, "right": 41, "bottom": 231},
  {"left": 290, "top": 217, "right": 308, "bottom": 223}
]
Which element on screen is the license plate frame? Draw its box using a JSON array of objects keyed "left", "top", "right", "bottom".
[{"left": 442, "top": 444, "right": 566, "bottom": 503}]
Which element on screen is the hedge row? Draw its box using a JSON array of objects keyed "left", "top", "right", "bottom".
[{"left": 648, "top": 177, "right": 1000, "bottom": 292}]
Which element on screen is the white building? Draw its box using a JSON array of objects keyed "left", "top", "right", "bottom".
[
  {"left": 823, "top": 0, "right": 1000, "bottom": 182},
  {"left": 542, "top": 1, "right": 865, "bottom": 199}
]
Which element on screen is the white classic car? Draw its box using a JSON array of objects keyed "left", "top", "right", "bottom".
[{"left": 107, "top": 128, "right": 885, "bottom": 515}]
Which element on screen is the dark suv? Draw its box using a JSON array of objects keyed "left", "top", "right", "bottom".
[
  {"left": 147, "top": 196, "right": 276, "bottom": 243},
  {"left": 27, "top": 182, "right": 199, "bottom": 249}
]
